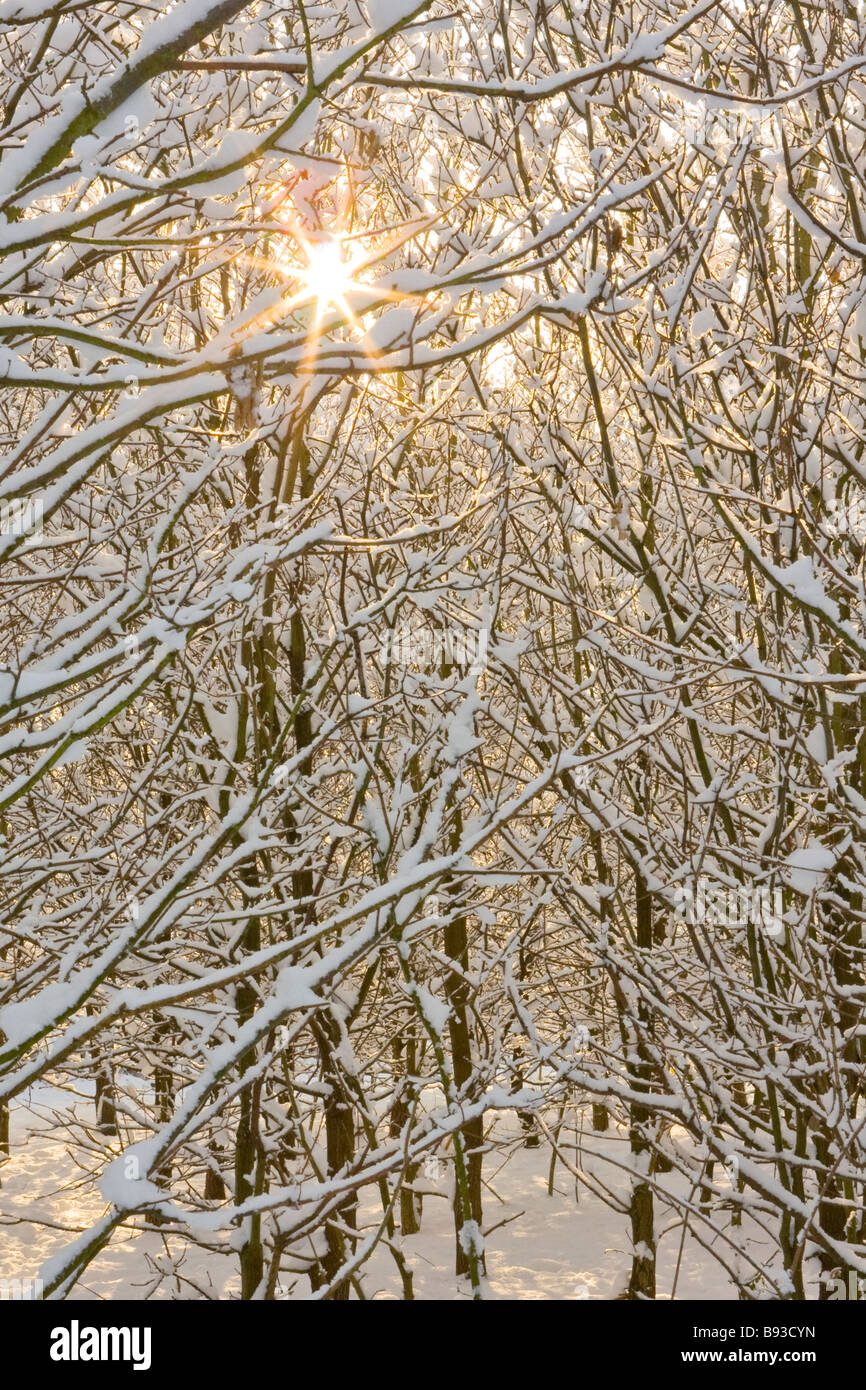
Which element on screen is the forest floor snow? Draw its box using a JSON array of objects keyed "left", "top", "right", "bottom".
[{"left": 0, "top": 1084, "right": 811, "bottom": 1300}]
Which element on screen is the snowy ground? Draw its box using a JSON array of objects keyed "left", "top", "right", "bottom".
[{"left": 0, "top": 1086, "right": 809, "bottom": 1300}]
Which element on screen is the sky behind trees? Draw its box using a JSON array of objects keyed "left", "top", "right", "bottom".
[{"left": 1, "top": 0, "right": 865, "bottom": 1303}]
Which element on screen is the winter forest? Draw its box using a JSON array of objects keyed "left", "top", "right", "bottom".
[{"left": 0, "top": 0, "right": 865, "bottom": 1306}]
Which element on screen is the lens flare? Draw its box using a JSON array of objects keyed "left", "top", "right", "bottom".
[
  {"left": 299, "top": 239, "right": 356, "bottom": 309},
  {"left": 228, "top": 216, "right": 429, "bottom": 384}
]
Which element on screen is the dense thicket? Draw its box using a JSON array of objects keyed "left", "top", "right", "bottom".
[{"left": 1, "top": 0, "right": 865, "bottom": 1300}]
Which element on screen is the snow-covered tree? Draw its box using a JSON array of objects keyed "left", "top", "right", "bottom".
[{"left": 1, "top": 0, "right": 865, "bottom": 1301}]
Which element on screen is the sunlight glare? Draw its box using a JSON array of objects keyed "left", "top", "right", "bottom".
[{"left": 298, "top": 239, "right": 357, "bottom": 310}]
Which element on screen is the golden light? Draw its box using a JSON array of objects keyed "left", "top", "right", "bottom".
[
  {"left": 297, "top": 238, "right": 358, "bottom": 310},
  {"left": 227, "top": 232, "right": 369, "bottom": 360},
  {"left": 226, "top": 211, "right": 430, "bottom": 378}
]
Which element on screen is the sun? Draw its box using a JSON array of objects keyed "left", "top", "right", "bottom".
[
  {"left": 227, "top": 231, "right": 369, "bottom": 362},
  {"left": 276, "top": 234, "right": 371, "bottom": 346},
  {"left": 298, "top": 239, "right": 357, "bottom": 310},
  {"left": 227, "top": 215, "right": 426, "bottom": 371}
]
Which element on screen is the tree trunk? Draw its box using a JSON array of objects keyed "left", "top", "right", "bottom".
[{"left": 626, "top": 869, "right": 656, "bottom": 1300}]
